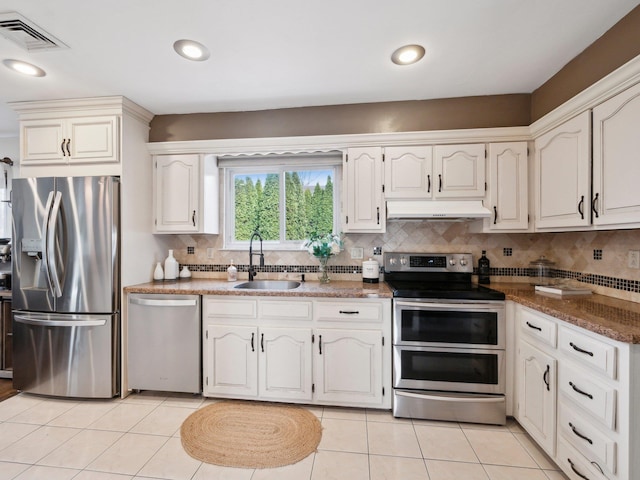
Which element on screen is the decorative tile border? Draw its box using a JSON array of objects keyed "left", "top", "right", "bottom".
[{"left": 181, "top": 263, "right": 640, "bottom": 295}]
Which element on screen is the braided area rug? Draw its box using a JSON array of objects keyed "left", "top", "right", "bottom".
[{"left": 180, "top": 400, "right": 322, "bottom": 469}]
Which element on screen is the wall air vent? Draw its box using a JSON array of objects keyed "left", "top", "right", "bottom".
[{"left": 0, "top": 12, "right": 68, "bottom": 51}]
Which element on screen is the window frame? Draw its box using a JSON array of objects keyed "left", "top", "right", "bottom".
[{"left": 223, "top": 161, "right": 341, "bottom": 251}]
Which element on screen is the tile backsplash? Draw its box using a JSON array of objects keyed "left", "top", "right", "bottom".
[{"left": 164, "top": 221, "right": 640, "bottom": 302}]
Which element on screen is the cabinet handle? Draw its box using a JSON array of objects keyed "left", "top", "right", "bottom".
[
  {"left": 318, "top": 334, "right": 322, "bottom": 355},
  {"left": 569, "top": 342, "right": 594, "bottom": 357},
  {"left": 192, "top": 210, "right": 196, "bottom": 226},
  {"left": 569, "top": 422, "right": 593, "bottom": 445},
  {"left": 427, "top": 174, "right": 431, "bottom": 193},
  {"left": 493, "top": 206, "right": 498, "bottom": 225},
  {"left": 569, "top": 381, "right": 593, "bottom": 399},
  {"left": 438, "top": 174, "right": 442, "bottom": 192},
  {"left": 65, "top": 138, "right": 71, "bottom": 156},
  {"left": 251, "top": 332, "right": 255, "bottom": 352},
  {"left": 339, "top": 310, "right": 360, "bottom": 315},
  {"left": 578, "top": 195, "right": 584, "bottom": 219},
  {"left": 526, "top": 321, "right": 542, "bottom": 332},
  {"left": 567, "top": 458, "right": 590, "bottom": 480},
  {"left": 261, "top": 333, "right": 264, "bottom": 353},
  {"left": 60, "top": 140, "right": 66, "bottom": 156},
  {"left": 543, "top": 364, "right": 550, "bottom": 391},
  {"left": 376, "top": 207, "right": 380, "bottom": 224},
  {"left": 592, "top": 193, "right": 599, "bottom": 218}
]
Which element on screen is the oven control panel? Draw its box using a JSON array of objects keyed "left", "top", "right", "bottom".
[{"left": 383, "top": 252, "right": 473, "bottom": 273}]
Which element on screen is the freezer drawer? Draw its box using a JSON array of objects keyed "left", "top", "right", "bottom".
[
  {"left": 13, "top": 312, "right": 119, "bottom": 398},
  {"left": 127, "top": 294, "right": 201, "bottom": 394}
]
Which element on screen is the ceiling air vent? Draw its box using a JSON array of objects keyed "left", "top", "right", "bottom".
[{"left": 0, "top": 12, "right": 68, "bottom": 51}]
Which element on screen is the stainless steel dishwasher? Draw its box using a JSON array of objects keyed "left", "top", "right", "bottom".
[{"left": 127, "top": 294, "right": 201, "bottom": 393}]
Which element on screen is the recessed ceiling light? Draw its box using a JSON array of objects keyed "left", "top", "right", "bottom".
[
  {"left": 391, "top": 44, "right": 425, "bottom": 66},
  {"left": 173, "top": 39, "right": 210, "bottom": 61},
  {"left": 3, "top": 58, "right": 46, "bottom": 77}
]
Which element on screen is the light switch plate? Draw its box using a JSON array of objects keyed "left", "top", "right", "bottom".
[
  {"left": 351, "top": 247, "right": 364, "bottom": 259},
  {"left": 207, "top": 247, "right": 215, "bottom": 259}
]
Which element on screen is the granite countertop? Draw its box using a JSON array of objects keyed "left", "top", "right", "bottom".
[
  {"left": 124, "top": 278, "right": 393, "bottom": 299},
  {"left": 490, "top": 282, "right": 640, "bottom": 344}
]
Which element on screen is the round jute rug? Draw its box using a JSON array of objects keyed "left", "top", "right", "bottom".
[{"left": 180, "top": 400, "right": 322, "bottom": 469}]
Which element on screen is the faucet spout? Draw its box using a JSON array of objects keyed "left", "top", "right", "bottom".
[{"left": 248, "top": 230, "right": 264, "bottom": 281}]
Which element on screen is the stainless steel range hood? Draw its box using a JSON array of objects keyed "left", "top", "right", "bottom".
[{"left": 386, "top": 200, "right": 492, "bottom": 220}]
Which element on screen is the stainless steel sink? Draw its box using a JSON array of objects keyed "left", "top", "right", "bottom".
[{"left": 234, "top": 280, "right": 301, "bottom": 290}]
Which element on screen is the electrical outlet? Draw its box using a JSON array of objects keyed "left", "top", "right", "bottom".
[
  {"left": 207, "top": 247, "right": 215, "bottom": 259},
  {"left": 628, "top": 250, "right": 640, "bottom": 269},
  {"left": 350, "top": 247, "right": 364, "bottom": 259}
]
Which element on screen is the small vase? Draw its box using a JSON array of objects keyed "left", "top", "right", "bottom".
[{"left": 317, "top": 256, "right": 330, "bottom": 283}]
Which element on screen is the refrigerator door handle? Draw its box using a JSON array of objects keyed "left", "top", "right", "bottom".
[
  {"left": 41, "top": 191, "right": 56, "bottom": 294},
  {"left": 14, "top": 314, "right": 107, "bottom": 328},
  {"left": 46, "top": 191, "right": 64, "bottom": 298}
]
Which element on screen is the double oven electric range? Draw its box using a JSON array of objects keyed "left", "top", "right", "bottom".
[{"left": 384, "top": 252, "right": 507, "bottom": 425}]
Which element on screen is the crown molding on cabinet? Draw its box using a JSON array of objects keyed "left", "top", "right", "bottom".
[
  {"left": 9, "top": 96, "right": 154, "bottom": 126},
  {"left": 530, "top": 54, "right": 640, "bottom": 138}
]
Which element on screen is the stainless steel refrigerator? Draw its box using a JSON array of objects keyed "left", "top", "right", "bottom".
[{"left": 12, "top": 176, "right": 120, "bottom": 398}]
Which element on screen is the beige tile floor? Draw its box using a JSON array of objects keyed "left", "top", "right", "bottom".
[{"left": 0, "top": 392, "right": 569, "bottom": 480}]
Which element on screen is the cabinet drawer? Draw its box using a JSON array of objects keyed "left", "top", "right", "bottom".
[
  {"left": 204, "top": 298, "right": 257, "bottom": 318},
  {"left": 557, "top": 435, "right": 609, "bottom": 480},
  {"left": 520, "top": 308, "right": 557, "bottom": 348},
  {"left": 559, "top": 363, "right": 616, "bottom": 429},
  {"left": 259, "top": 301, "right": 312, "bottom": 320},
  {"left": 314, "top": 301, "right": 382, "bottom": 322},
  {"left": 559, "top": 400, "right": 617, "bottom": 475},
  {"left": 558, "top": 326, "right": 616, "bottom": 379}
]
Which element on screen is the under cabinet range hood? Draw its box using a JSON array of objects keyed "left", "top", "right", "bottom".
[{"left": 386, "top": 200, "right": 492, "bottom": 220}]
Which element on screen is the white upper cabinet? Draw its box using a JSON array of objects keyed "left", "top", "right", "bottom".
[
  {"left": 433, "top": 144, "right": 486, "bottom": 198},
  {"left": 343, "top": 147, "right": 385, "bottom": 232},
  {"left": 383, "top": 146, "right": 433, "bottom": 199},
  {"left": 153, "top": 154, "right": 219, "bottom": 234},
  {"left": 486, "top": 142, "right": 529, "bottom": 231},
  {"left": 592, "top": 82, "right": 640, "bottom": 228},
  {"left": 534, "top": 111, "right": 591, "bottom": 230},
  {"left": 21, "top": 115, "right": 118, "bottom": 166}
]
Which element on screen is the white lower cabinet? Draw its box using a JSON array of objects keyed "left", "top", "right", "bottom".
[
  {"left": 313, "top": 328, "right": 383, "bottom": 406},
  {"left": 514, "top": 303, "right": 638, "bottom": 480},
  {"left": 202, "top": 295, "right": 391, "bottom": 409},
  {"left": 518, "top": 338, "right": 557, "bottom": 455}
]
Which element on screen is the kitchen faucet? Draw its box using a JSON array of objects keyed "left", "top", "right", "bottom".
[{"left": 248, "top": 230, "right": 264, "bottom": 281}]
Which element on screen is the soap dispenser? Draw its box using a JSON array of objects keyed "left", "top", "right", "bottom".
[{"left": 227, "top": 260, "right": 238, "bottom": 281}]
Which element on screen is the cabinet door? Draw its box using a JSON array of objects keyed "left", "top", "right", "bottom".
[
  {"left": 154, "top": 154, "right": 200, "bottom": 233},
  {"left": 487, "top": 142, "right": 529, "bottom": 230},
  {"left": 433, "top": 144, "right": 486, "bottom": 198},
  {"left": 68, "top": 116, "right": 118, "bottom": 163},
  {"left": 259, "top": 327, "right": 313, "bottom": 401},
  {"left": 204, "top": 325, "right": 258, "bottom": 397},
  {"left": 534, "top": 111, "right": 591, "bottom": 230},
  {"left": 343, "top": 147, "right": 385, "bottom": 232},
  {"left": 383, "top": 146, "right": 433, "bottom": 199},
  {"left": 20, "top": 119, "right": 66, "bottom": 164},
  {"left": 313, "top": 328, "right": 383, "bottom": 406},
  {"left": 518, "top": 340, "right": 557, "bottom": 455},
  {"left": 592, "top": 82, "right": 640, "bottom": 227}
]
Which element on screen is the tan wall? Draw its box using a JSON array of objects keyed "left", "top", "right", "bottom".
[
  {"left": 531, "top": 4, "right": 640, "bottom": 121},
  {"left": 149, "top": 94, "right": 530, "bottom": 142}
]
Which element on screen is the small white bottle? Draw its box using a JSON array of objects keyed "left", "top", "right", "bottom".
[
  {"left": 164, "top": 249, "right": 178, "bottom": 280},
  {"left": 227, "top": 260, "right": 237, "bottom": 282},
  {"left": 180, "top": 266, "right": 192, "bottom": 278},
  {"left": 153, "top": 262, "right": 164, "bottom": 281}
]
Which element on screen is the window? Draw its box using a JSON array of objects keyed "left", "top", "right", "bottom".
[{"left": 223, "top": 155, "right": 341, "bottom": 249}]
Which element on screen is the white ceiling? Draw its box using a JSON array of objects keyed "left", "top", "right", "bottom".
[{"left": 0, "top": 0, "right": 639, "bottom": 138}]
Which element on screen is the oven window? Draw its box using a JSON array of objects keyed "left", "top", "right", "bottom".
[
  {"left": 400, "top": 309, "right": 498, "bottom": 345},
  {"left": 401, "top": 350, "right": 499, "bottom": 385}
]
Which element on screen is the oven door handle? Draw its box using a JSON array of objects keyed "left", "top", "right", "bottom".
[
  {"left": 394, "top": 301, "right": 503, "bottom": 311},
  {"left": 395, "top": 390, "right": 505, "bottom": 403}
]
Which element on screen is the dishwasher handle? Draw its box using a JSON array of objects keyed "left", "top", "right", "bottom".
[{"left": 130, "top": 298, "right": 198, "bottom": 307}]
